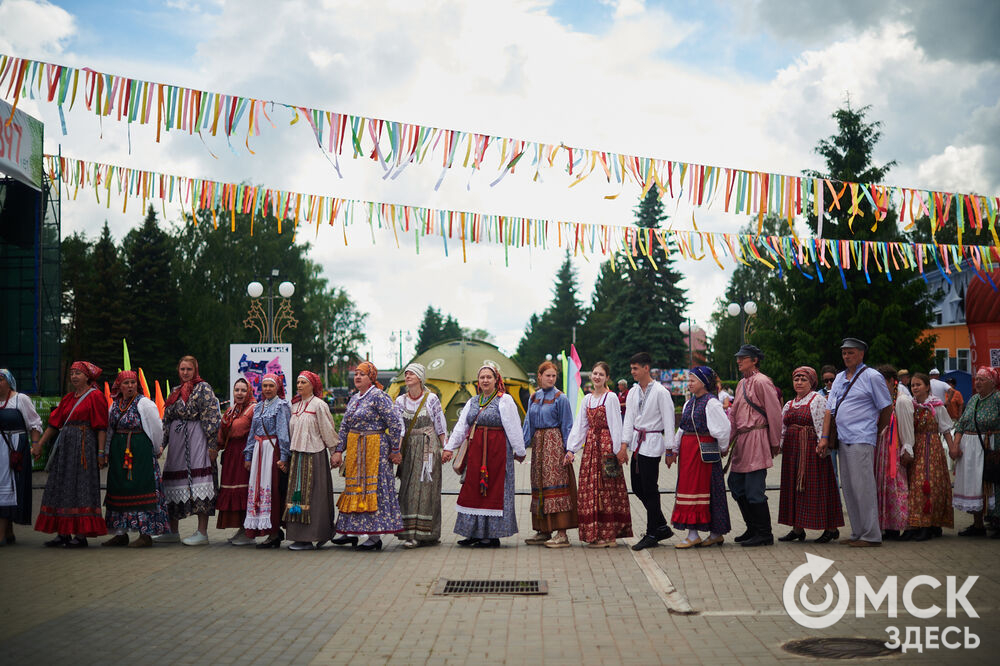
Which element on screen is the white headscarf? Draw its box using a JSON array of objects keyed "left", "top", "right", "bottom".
[{"left": 404, "top": 363, "right": 426, "bottom": 385}]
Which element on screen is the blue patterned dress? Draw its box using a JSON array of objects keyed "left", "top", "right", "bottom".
[{"left": 334, "top": 387, "right": 403, "bottom": 535}]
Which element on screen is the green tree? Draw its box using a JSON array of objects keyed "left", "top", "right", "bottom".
[
  {"left": 60, "top": 231, "right": 93, "bottom": 381},
  {"left": 576, "top": 257, "right": 627, "bottom": 371},
  {"left": 74, "top": 223, "right": 129, "bottom": 378},
  {"left": 602, "top": 190, "right": 689, "bottom": 373},
  {"left": 169, "top": 209, "right": 369, "bottom": 392},
  {"left": 415, "top": 307, "right": 464, "bottom": 353},
  {"left": 122, "top": 206, "right": 180, "bottom": 383},
  {"left": 514, "top": 251, "right": 585, "bottom": 372},
  {"left": 709, "top": 101, "right": 936, "bottom": 396}
]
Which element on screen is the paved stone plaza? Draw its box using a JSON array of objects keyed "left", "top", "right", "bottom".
[{"left": 3, "top": 462, "right": 997, "bottom": 665}]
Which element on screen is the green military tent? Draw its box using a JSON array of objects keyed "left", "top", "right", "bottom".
[{"left": 387, "top": 339, "right": 531, "bottom": 429}]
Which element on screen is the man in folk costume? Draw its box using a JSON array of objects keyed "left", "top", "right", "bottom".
[
  {"left": 728, "top": 345, "right": 783, "bottom": 547},
  {"left": 818, "top": 337, "right": 893, "bottom": 547},
  {"left": 621, "top": 352, "right": 676, "bottom": 551}
]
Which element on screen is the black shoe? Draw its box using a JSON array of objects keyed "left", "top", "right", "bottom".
[
  {"left": 471, "top": 538, "right": 500, "bottom": 548},
  {"left": 457, "top": 537, "right": 477, "bottom": 547},
  {"left": 957, "top": 526, "right": 986, "bottom": 537},
  {"left": 778, "top": 529, "right": 806, "bottom": 542},
  {"left": 5, "top": 534, "right": 15, "bottom": 545},
  {"left": 882, "top": 529, "right": 900, "bottom": 541},
  {"left": 631, "top": 534, "right": 659, "bottom": 551},
  {"left": 257, "top": 531, "right": 284, "bottom": 549},
  {"left": 288, "top": 541, "right": 315, "bottom": 551},
  {"left": 314, "top": 540, "right": 328, "bottom": 549},
  {"left": 930, "top": 526, "right": 943, "bottom": 538},
  {"left": 912, "top": 527, "right": 933, "bottom": 542},
  {"left": 897, "top": 529, "right": 916, "bottom": 541},
  {"left": 653, "top": 525, "right": 674, "bottom": 542},
  {"left": 331, "top": 535, "right": 359, "bottom": 547},
  {"left": 44, "top": 535, "right": 70, "bottom": 548},
  {"left": 734, "top": 496, "right": 753, "bottom": 542},
  {"left": 357, "top": 539, "right": 383, "bottom": 551},
  {"left": 741, "top": 503, "right": 773, "bottom": 547},
  {"left": 814, "top": 529, "right": 839, "bottom": 544},
  {"left": 64, "top": 536, "right": 88, "bottom": 548}
]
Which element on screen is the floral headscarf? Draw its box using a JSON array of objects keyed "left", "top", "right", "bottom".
[
  {"left": 477, "top": 361, "right": 506, "bottom": 395},
  {"left": 355, "top": 361, "right": 382, "bottom": 390},
  {"left": 112, "top": 370, "right": 138, "bottom": 399},
  {"left": 261, "top": 373, "right": 285, "bottom": 400},
  {"left": 792, "top": 366, "right": 818, "bottom": 390},
  {"left": 976, "top": 365, "right": 1000, "bottom": 388},
  {"left": 294, "top": 371, "right": 323, "bottom": 404},
  {"left": 70, "top": 361, "right": 102, "bottom": 385},
  {"left": 165, "top": 356, "right": 204, "bottom": 407},
  {"left": 0, "top": 368, "right": 15, "bottom": 392}
]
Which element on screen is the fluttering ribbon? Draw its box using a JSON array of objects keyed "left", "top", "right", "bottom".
[
  {"left": 43, "top": 154, "right": 1000, "bottom": 287},
  {"left": 4, "top": 53, "right": 998, "bottom": 236}
]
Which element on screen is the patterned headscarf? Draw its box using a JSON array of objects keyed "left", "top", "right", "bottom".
[
  {"left": 294, "top": 371, "right": 323, "bottom": 404},
  {"left": 165, "top": 356, "right": 204, "bottom": 407},
  {"left": 690, "top": 366, "right": 716, "bottom": 392},
  {"left": 404, "top": 363, "right": 426, "bottom": 385},
  {"left": 976, "top": 365, "right": 1000, "bottom": 388},
  {"left": 70, "top": 361, "right": 102, "bottom": 385},
  {"left": 355, "top": 361, "right": 382, "bottom": 390},
  {"left": 112, "top": 370, "right": 138, "bottom": 399},
  {"left": 792, "top": 366, "right": 818, "bottom": 390},
  {"left": 0, "top": 368, "right": 15, "bottom": 392},
  {"left": 477, "top": 361, "right": 506, "bottom": 395},
  {"left": 261, "top": 373, "right": 285, "bottom": 400},
  {"left": 221, "top": 378, "right": 255, "bottom": 435}
]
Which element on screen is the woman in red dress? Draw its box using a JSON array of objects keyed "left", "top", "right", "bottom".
[
  {"left": 216, "top": 378, "right": 256, "bottom": 545},
  {"left": 567, "top": 361, "right": 631, "bottom": 547}
]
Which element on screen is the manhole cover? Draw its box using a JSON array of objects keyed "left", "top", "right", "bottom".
[
  {"left": 783, "top": 637, "right": 899, "bottom": 659},
  {"left": 433, "top": 579, "right": 548, "bottom": 595}
]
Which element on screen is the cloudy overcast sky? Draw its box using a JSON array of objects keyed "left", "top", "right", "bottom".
[{"left": 2, "top": 0, "right": 997, "bottom": 368}]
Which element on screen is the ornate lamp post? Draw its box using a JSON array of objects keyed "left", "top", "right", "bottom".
[
  {"left": 389, "top": 330, "right": 412, "bottom": 370},
  {"left": 244, "top": 268, "right": 298, "bottom": 343},
  {"left": 727, "top": 301, "right": 758, "bottom": 345}
]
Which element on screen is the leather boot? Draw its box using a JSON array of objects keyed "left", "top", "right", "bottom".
[
  {"left": 741, "top": 503, "right": 774, "bottom": 547},
  {"left": 734, "top": 496, "right": 753, "bottom": 542}
]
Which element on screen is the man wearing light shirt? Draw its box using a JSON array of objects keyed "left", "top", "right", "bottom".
[{"left": 621, "top": 352, "right": 676, "bottom": 551}]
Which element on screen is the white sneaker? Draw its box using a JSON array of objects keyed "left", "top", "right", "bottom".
[
  {"left": 152, "top": 532, "right": 180, "bottom": 544},
  {"left": 230, "top": 533, "right": 256, "bottom": 546},
  {"left": 181, "top": 532, "right": 209, "bottom": 546}
]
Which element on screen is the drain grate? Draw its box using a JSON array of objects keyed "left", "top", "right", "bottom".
[
  {"left": 433, "top": 579, "right": 548, "bottom": 595},
  {"left": 783, "top": 637, "right": 899, "bottom": 660}
]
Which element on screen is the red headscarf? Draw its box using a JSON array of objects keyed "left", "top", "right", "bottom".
[
  {"left": 976, "top": 365, "right": 1000, "bottom": 388},
  {"left": 477, "top": 362, "right": 506, "bottom": 395},
  {"left": 261, "top": 373, "right": 286, "bottom": 400},
  {"left": 70, "top": 361, "right": 102, "bottom": 385},
  {"left": 112, "top": 370, "right": 138, "bottom": 399},
  {"left": 792, "top": 366, "right": 818, "bottom": 390},
  {"left": 355, "top": 362, "right": 382, "bottom": 390},
  {"left": 293, "top": 371, "right": 323, "bottom": 404},
  {"left": 165, "top": 356, "right": 204, "bottom": 407},
  {"left": 221, "top": 378, "right": 255, "bottom": 436}
]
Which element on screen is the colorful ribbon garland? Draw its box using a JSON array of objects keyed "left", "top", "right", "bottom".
[
  {"left": 3, "top": 53, "right": 997, "bottom": 240},
  {"left": 44, "top": 154, "right": 999, "bottom": 289}
]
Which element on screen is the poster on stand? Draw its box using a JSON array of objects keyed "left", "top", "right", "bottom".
[{"left": 229, "top": 343, "right": 292, "bottom": 403}]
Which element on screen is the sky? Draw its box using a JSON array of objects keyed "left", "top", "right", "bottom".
[{"left": 1, "top": 0, "right": 998, "bottom": 369}]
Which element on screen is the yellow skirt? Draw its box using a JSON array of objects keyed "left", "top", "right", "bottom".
[{"left": 337, "top": 431, "right": 381, "bottom": 514}]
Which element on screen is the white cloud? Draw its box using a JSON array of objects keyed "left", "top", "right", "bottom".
[
  {"left": 12, "top": 0, "right": 998, "bottom": 369},
  {"left": 0, "top": 0, "right": 75, "bottom": 57}
]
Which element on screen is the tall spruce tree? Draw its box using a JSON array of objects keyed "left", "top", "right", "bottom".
[
  {"left": 514, "top": 251, "right": 585, "bottom": 373},
  {"left": 122, "top": 206, "right": 180, "bottom": 383},
  {"left": 75, "top": 223, "right": 129, "bottom": 377},
  {"left": 603, "top": 190, "right": 689, "bottom": 372},
  {"left": 709, "top": 101, "right": 936, "bottom": 395},
  {"left": 415, "top": 307, "right": 464, "bottom": 354}
]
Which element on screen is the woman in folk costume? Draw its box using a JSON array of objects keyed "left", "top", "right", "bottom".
[
  {"left": 159, "top": 356, "right": 222, "bottom": 546},
  {"left": 442, "top": 362, "right": 526, "bottom": 548},
  {"left": 668, "top": 366, "right": 731, "bottom": 548},
  {"left": 32, "top": 361, "right": 108, "bottom": 547},
  {"left": 874, "top": 366, "right": 913, "bottom": 540},
  {"left": 216, "top": 378, "right": 256, "bottom": 545},
  {"left": 0, "top": 368, "right": 43, "bottom": 545},
  {"left": 330, "top": 362, "right": 403, "bottom": 551},
  {"left": 395, "top": 363, "right": 448, "bottom": 548},
  {"left": 566, "top": 361, "right": 631, "bottom": 548},
  {"left": 902, "top": 373, "right": 955, "bottom": 541},
  {"left": 523, "top": 360, "right": 577, "bottom": 548},
  {"left": 951, "top": 366, "right": 1000, "bottom": 538},
  {"left": 102, "top": 371, "right": 169, "bottom": 548},
  {"left": 284, "top": 371, "right": 338, "bottom": 551},
  {"left": 776, "top": 366, "right": 843, "bottom": 544},
  {"left": 243, "top": 374, "right": 291, "bottom": 548}
]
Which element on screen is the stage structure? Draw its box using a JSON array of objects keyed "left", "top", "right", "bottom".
[{"left": 0, "top": 100, "right": 60, "bottom": 394}]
